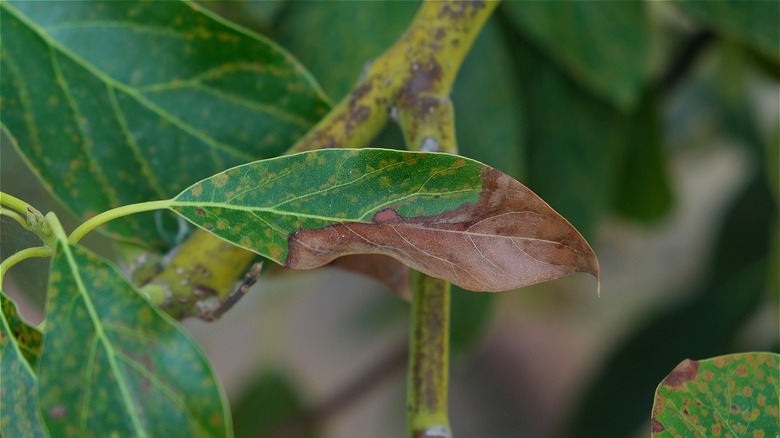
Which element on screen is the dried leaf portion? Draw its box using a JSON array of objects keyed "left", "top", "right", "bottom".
[
  {"left": 286, "top": 168, "right": 597, "bottom": 291},
  {"left": 172, "top": 149, "right": 598, "bottom": 292}
]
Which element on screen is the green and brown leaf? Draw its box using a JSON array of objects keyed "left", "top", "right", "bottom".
[
  {"left": 651, "top": 352, "right": 780, "bottom": 438},
  {"left": 171, "top": 149, "right": 599, "bottom": 292}
]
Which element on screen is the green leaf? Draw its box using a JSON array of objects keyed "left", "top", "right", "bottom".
[
  {"left": 674, "top": 0, "right": 780, "bottom": 63},
  {"left": 502, "top": 1, "right": 652, "bottom": 110},
  {"left": 170, "top": 149, "right": 599, "bottom": 292},
  {"left": 0, "top": 290, "right": 43, "bottom": 367},
  {"left": 199, "top": 0, "right": 287, "bottom": 35},
  {"left": 0, "top": 291, "right": 48, "bottom": 438},
  {"left": 454, "top": 18, "right": 525, "bottom": 181},
  {"left": 0, "top": 0, "right": 328, "bottom": 248},
  {"left": 37, "top": 217, "right": 231, "bottom": 437},
  {"left": 611, "top": 93, "right": 674, "bottom": 222},
  {"left": 651, "top": 352, "right": 780, "bottom": 437}
]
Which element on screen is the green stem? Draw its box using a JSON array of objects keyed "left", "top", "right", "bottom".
[
  {"left": 0, "top": 207, "right": 28, "bottom": 229},
  {"left": 398, "top": 2, "right": 496, "bottom": 435},
  {"left": 68, "top": 200, "right": 171, "bottom": 244},
  {"left": 0, "top": 191, "right": 30, "bottom": 215},
  {"left": 0, "top": 246, "right": 52, "bottom": 286},
  {"left": 408, "top": 271, "right": 451, "bottom": 438}
]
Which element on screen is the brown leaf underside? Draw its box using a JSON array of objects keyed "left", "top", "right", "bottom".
[
  {"left": 330, "top": 255, "right": 411, "bottom": 299},
  {"left": 287, "top": 168, "right": 599, "bottom": 292}
]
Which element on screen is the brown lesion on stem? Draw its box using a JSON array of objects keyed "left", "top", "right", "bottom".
[{"left": 288, "top": 0, "right": 495, "bottom": 155}]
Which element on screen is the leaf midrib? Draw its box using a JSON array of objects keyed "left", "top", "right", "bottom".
[
  {"left": 171, "top": 200, "right": 579, "bottom": 248},
  {"left": 57, "top": 242, "right": 148, "bottom": 438}
]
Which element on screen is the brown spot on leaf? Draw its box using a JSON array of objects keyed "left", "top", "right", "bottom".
[
  {"left": 663, "top": 359, "right": 700, "bottom": 388},
  {"left": 48, "top": 405, "right": 68, "bottom": 419},
  {"left": 373, "top": 208, "right": 404, "bottom": 224},
  {"left": 195, "top": 208, "right": 206, "bottom": 216},
  {"left": 650, "top": 418, "right": 665, "bottom": 432},
  {"left": 285, "top": 168, "right": 599, "bottom": 292}
]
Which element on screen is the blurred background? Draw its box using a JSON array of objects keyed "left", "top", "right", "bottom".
[{"left": 2, "top": 1, "right": 777, "bottom": 437}]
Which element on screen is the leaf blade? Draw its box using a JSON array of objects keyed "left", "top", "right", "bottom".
[
  {"left": 171, "top": 149, "right": 598, "bottom": 292},
  {"left": 0, "top": 291, "right": 48, "bottom": 438},
  {"left": 37, "top": 225, "right": 231, "bottom": 437},
  {"left": 0, "top": 0, "right": 328, "bottom": 247},
  {"left": 651, "top": 352, "right": 780, "bottom": 437}
]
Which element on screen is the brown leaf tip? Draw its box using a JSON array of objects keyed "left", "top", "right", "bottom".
[
  {"left": 286, "top": 166, "right": 600, "bottom": 292},
  {"left": 663, "top": 359, "right": 700, "bottom": 388}
]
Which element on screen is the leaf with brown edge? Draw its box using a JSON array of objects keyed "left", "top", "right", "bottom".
[
  {"left": 651, "top": 352, "right": 779, "bottom": 437},
  {"left": 170, "top": 149, "right": 599, "bottom": 292}
]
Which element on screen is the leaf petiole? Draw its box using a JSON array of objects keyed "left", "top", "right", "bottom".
[
  {"left": 0, "top": 192, "right": 30, "bottom": 215},
  {"left": 0, "top": 246, "right": 52, "bottom": 286},
  {"left": 0, "top": 207, "right": 28, "bottom": 229},
  {"left": 68, "top": 200, "right": 172, "bottom": 244}
]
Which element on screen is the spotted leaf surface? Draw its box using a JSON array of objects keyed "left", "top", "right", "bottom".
[
  {"left": 0, "top": 290, "right": 43, "bottom": 367},
  {"left": 0, "top": 291, "right": 47, "bottom": 438},
  {"left": 37, "top": 237, "right": 231, "bottom": 437},
  {"left": 171, "top": 149, "right": 599, "bottom": 292},
  {"left": 651, "top": 352, "right": 780, "bottom": 438},
  {"left": 0, "top": 0, "right": 329, "bottom": 248}
]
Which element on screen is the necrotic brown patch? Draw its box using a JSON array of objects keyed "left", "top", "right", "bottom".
[
  {"left": 284, "top": 167, "right": 599, "bottom": 292},
  {"left": 663, "top": 359, "right": 700, "bottom": 388}
]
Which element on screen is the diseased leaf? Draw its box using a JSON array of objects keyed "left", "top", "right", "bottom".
[
  {"left": 0, "top": 291, "right": 47, "bottom": 438},
  {"left": 0, "top": 0, "right": 328, "bottom": 248},
  {"left": 171, "top": 149, "right": 598, "bottom": 292},
  {"left": 37, "top": 219, "right": 231, "bottom": 437},
  {"left": 0, "top": 290, "right": 43, "bottom": 367},
  {"left": 651, "top": 352, "right": 779, "bottom": 437},
  {"left": 502, "top": 1, "right": 652, "bottom": 110}
]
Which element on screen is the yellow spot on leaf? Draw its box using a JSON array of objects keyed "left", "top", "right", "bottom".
[
  {"left": 212, "top": 173, "right": 229, "bottom": 188},
  {"left": 191, "top": 183, "right": 203, "bottom": 197}
]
